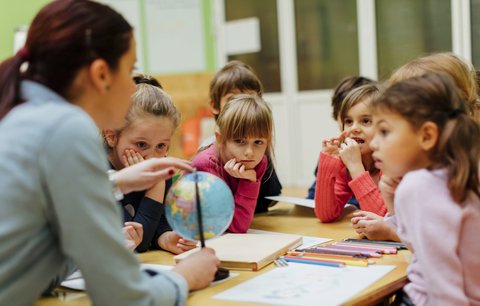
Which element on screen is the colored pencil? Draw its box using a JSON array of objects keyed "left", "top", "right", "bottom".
[
  {"left": 343, "top": 238, "right": 407, "bottom": 250},
  {"left": 295, "top": 248, "right": 371, "bottom": 258},
  {"left": 287, "top": 251, "right": 366, "bottom": 260},
  {"left": 286, "top": 251, "right": 370, "bottom": 267},
  {"left": 281, "top": 256, "right": 345, "bottom": 268},
  {"left": 301, "top": 256, "right": 368, "bottom": 267},
  {"left": 332, "top": 242, "right": 397, "bottom": 254},
  {"left": 316, "top": 245, "right": 382, "bottom": 258}
]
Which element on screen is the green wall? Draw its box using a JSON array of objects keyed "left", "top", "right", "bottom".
[
  {"left": 202, "top": 0, "right": 216, "bottom": 71},
  {"left": 0, "top": 0, "right": 51, "bottom": 61},
  {"left": 0, "top": 0, "right": 217, "bottom": 72}
]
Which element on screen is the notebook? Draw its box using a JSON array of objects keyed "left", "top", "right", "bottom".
[{"left": 174, "top": 233, "right": 303, "bottom": 271}]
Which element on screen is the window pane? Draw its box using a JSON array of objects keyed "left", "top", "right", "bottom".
[
  {"left": 376, "top": 0, "right": 452, "bottom": 80},
  {"left": 295, "top": 0, "right": 359, "bottom": 90},
  {"left": 471, "top": 0, "right": 480, "bottom": 68},
  {"left": 225, "top": 0, "right": 281, "bottom": 93}
]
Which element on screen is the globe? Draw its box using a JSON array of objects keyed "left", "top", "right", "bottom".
[{"left": 165, "top": 171, "right": 234, "bottom": 241}]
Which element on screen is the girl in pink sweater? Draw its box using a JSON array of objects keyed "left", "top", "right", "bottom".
[
  {"left": 192, "top": 94, "right": 272, "bottom": 233},
  {"left": 370, "top": 73, "right": 480, "bottom": 306},
  {"left": 315, "top": 83, "right": 387, "bottom": 222}
]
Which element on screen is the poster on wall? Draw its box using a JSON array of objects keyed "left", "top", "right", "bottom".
[
  {"left": 100, "top": 0, "right": 144, "bottom": 72},
  {"left": 145, "top": 0, "right": 206, "bottom": 74}
]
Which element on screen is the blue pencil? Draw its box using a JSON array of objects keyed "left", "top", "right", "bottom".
[{"left": 281, "top": 256, "right": 345, "bottom": 268}]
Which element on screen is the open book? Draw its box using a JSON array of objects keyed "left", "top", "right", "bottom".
[{"left": 174, "top": 233, "right": 303, "bottom": 271}]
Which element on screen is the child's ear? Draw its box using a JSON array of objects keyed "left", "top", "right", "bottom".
[
  {"left": 210, "top": 99, "right": 220, "bottom": 116},
  {"left": 419, "top": 121, "right": 438, "bottom": 151},
  {"left": 103, "top": 129, "right": 118, "bottom": 148},
  {"left": 214, "top": 131, "right": 222, "bottom": 143}
]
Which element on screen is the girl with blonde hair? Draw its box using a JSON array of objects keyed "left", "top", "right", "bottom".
[{"left": 193, "top": 94, "right": 274, "bottom": 233}]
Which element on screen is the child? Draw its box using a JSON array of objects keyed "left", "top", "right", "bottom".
[
  {"left": 389, "top": 52, "right": 480, "bottom": 122},
  {"left": 201, "top": 60, "right": 282, "bottom": 213},
  {"left": 306, "top": 76, "right": 373, "bottom": 200},
  {"left": 370, "top": 72, "right": 480, "bottom": 305},
  {"left": 103, "top": 75, "right": 196, "bottom": 254},
  {"left": 353, "top": 52, "right": 480, "bottom": 240},
  {"left": 193, "top": 94, "right": 273, "bottom": 233},
  {"left": 314, "top": 83, "right": 387, "bottom": 223}
]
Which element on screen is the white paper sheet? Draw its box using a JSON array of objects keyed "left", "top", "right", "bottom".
[
  {"left": 214, "top": 263, "right": 396, "bottom": 306},
  {"left": 225, "top": 17, "right": 261, "bottom": 55},
  {"left": 266, "top": 196, "right": 315, "bottom": 208},
  {"left": 247, "top": 229, "right": 332, "bottom": 249},
  {"left": 61, "top": 264, "right": 238, "bottom": 290}
]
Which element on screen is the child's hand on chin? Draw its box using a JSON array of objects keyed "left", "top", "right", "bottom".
[{"left": 224, "top": 158, "right": 257, "bottom": 182}]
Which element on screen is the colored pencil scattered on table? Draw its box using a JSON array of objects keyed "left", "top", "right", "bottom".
[
  {"left": 343, "top": 238, "right": 407, "bottom": 250},
  {"left": 280, "top": 256, "right": 345, "bottom": 268}
]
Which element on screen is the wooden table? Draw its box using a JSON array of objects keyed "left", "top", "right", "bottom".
[{"left": 36, "top": 196, "right": 409, "bottom": 306}]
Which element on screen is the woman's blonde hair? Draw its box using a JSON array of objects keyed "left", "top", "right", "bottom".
[
  {"left": 216, "top": 93, "right": 274, "bottom": 161},
  {"left": 388, "top": 52, "right": 480, "bottom": 119}
]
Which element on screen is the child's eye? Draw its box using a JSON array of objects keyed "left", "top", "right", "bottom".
[
  {"left": 379, "top": 128, "right": 389, "bottom": 136},
  {"left": 344, "top": 119, "right": 353, "bottom": 126},
  {"left": 135, "top": 142, "right": 148, "bottom": 149},
  {"left": 362, "top": 118, "right": 372, "bottom": 125},
  {"left": 156, "top": 143, "right": 167, "bottom": 150},
  {"left": 234, "top": 139, "right": 246, "bottom": 144},
  {"left": 254, "top": 140, "right": 264, "bottom": 145}
]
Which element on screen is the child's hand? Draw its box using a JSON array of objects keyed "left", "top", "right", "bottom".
[
  {"left": 351, "top": 216, "right": 399, "bottom": 241},
  {"left": 339, "top": 137, "right": 364, "bottom": 177},
  {"left": 321, "top": 131, "right": 347, "bottom": 157},
  {"left": 122, "top": 149, "right": 145, "bottom": 167},
  {"left": 378, "top": 175, "right": 402, "bottom": 214},
  {"left": 158, "top": 231, "right": 197, "bottom": 254},
  {"left": 123, "top": 222, "right": 143, "bottom": 250},
  {"left": 224, "top": 158, "right": 257, "bottom": 182},
  {"left": 351, "top": 211, "right": 383, "bottom": 223}
]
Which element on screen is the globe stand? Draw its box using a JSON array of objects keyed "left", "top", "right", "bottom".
[{"left": 194, "top": 170, "right": 230, "bottom": 281}]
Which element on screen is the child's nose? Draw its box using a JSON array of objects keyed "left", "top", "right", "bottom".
[
  {"left": 245, "top": 146, "right": 254, "bottom": 157},
  {"left": 350, "top": 122, "right": 361, "bottom": 132},
  {"left": 370, "top": 135, "right": 379, "bottom": 151}
]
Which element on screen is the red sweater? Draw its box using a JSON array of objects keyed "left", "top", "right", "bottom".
[
  {"left": 314, "top": 152, "right": 387, "bottom": 222},
  {"left": 192, "top": 144, "right": 267, "bottom": 233}
]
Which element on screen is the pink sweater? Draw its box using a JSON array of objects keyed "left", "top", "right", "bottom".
[
  {"left": 388, "top": 168, "right": 480, "bottom": 306},
  {"left": 192, "top": 144, "right": 267, "bottom": 233},
  {"left": 314, "top": 152, "right": 387, "bottom": 222}
]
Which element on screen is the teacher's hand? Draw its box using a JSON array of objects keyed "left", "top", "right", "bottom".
[{"left": 112, "top": 157, "right": 193, "bottom": 194}]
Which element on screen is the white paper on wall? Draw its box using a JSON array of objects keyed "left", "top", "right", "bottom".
[
  {"left": 145, "top": 0, "right": 206, "bottom": 73},
  {"left": 225, "top": 17, "right": 261, "bottom": 56}
]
